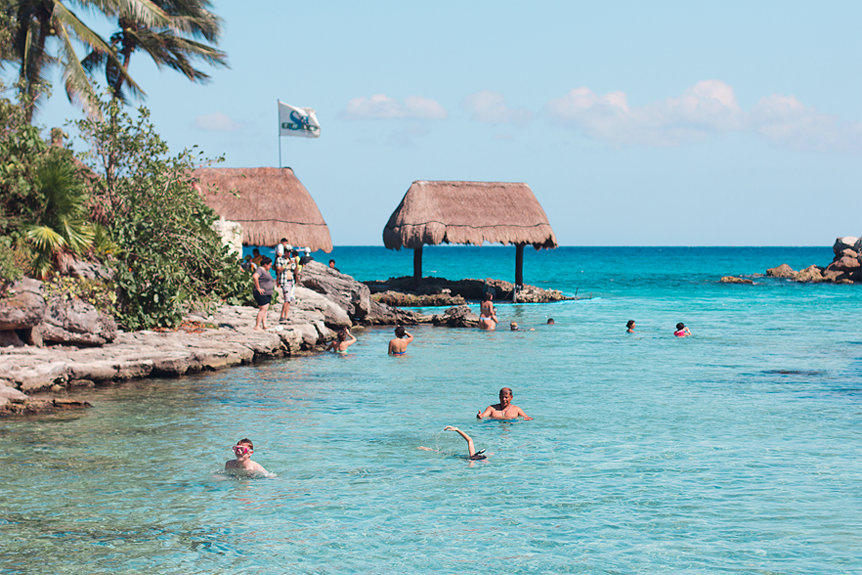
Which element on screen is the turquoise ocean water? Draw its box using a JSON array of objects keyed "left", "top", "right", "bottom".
[{"left": 2, "top": 246, "right": 861, "bottom": 574}]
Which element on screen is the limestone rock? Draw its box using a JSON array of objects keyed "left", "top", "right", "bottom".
[
  {"left": 33, "top": 297, "right": 117, "bottom": 346},
  {"left": 213, "top": 217, "right": 243, "bottom": 257},
  {"left": 300, "top": 261, "right": 422, "bottom": 325},
  {"left": 0, "top": 279, "right": 46, "bottom": 330},
  {"left": 66, "top": 260, "right": 115, "bottom": 281},
  {"left": 795, "top": 265, "right": 825, "bottom": 283},
  {"left": 833, "top": 236, "right": 858, "bottom": 255},
  {"left": 855, "top": 237, "right": 862, "bottom": 262},
  {"left": 720, "top": 276, "right": 753, "bottom": 284},
  {"left": 432, "top": 305, "right": 479, "bottom": 328},
  {"left": 293, "top": 286, "right": 351, "bottom": 327},
  {"left": 766, "top": 264, "right": 796, "bottom": 278},
  {"left": 0, "top": 384, "right": 27, "bottom": 401}
]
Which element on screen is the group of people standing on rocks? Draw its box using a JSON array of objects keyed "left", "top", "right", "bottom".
[
  {"left": 226, "top": 386, "right": 533, "bottom": 475},
  {"left": 251, "top": 239, "right": 311, "bottom": 330}
]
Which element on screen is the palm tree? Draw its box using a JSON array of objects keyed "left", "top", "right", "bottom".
[
  {"left": 2, "top": 0, "right": 168, "bottom": 121},
  {"left": 81, "top": 0, "right": 227, "bottom": 103},
  {"left": 26, "top": 156, "right": 94, "bottom": 278}
]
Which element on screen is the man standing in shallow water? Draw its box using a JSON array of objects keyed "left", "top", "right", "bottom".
[{"left": 477, "top": 387, "right": 533, "bottom": 420}]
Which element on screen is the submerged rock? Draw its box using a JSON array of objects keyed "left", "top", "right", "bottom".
[{"left": 720, "top": 276, "right": 754, "bottom": 284}]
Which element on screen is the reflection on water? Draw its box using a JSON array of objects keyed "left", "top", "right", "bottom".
[{"left": 2, "top": 249, "right": 861, "bottom": 574}]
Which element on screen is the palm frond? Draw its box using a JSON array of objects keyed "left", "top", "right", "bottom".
[{"left": 26, "top": 224, "right": 66, "bottom": 252}]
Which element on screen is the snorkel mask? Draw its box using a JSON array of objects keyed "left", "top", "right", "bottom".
[{"left": 232, "top": 445, "right": 250, "bottom": 456}]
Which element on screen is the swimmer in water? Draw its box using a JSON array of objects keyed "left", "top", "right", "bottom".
[
  {"left": 674, "top": 322, "right": 691, "bottom": 337},
  {"left": 388, "top": 325, "right": 413, "bottom": 355},
  {"left": 546, "top": 318, "right": 555, "bottom": 325},
  {"left": 478, "top": 292, "right": 498, "bottom": 330},
  {"left": 225, "top": 438, "right": 268, "bottom": 476},
  {"left": 476, "top": 387, "right": 533, "bottom": 421},
  {"left": 419, "top": 426, "right": 487, "bottom": 461},
  {"left": 326, "top": 327, "right": 357, "bottom": 353},
  {"left": 627, "top": 319, "right": 636, "bottom": 333},
  {"left": 509, "top": 322, "right": 534, "bottom": 331}
]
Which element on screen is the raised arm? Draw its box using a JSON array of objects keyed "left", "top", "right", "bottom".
[
  {"left": 403, "top": 331, "right": 414, "bottom": 344},
  {"left": 342, "top": 330, "right": 357, "bottom": 348},
  {"left": 476, "top": 405, "right": 493, "bottom": 420},
  {"left": 444, "top": 426, "right": 477, "bottom": 458}
]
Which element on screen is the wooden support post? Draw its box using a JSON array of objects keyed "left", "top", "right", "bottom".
[
  {"left": 515, "top": 243, "right": 525, "bottom": 287},
  {"left": 413, "top": 246, "right": 423, "bottom": 288}
]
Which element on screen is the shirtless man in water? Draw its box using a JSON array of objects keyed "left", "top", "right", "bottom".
[
  {"left": 478, "top": 292, "right": 498, "bottom": 330},
  {"left": 476, "top": 387, "right": 532, "bottom": 420}
]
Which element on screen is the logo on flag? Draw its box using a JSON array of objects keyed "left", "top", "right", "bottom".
[{"left": 278, "top": 101, "right": 320, "bottom": 138}]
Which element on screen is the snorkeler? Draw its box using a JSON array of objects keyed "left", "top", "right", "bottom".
[
  {"left": 419, "top": 426, "right": 487, "bottom": 461},
  {"left": 388, "top": 325, "right": 413, "bottom": 355},
  {"left": 674, "top": 323, "right": 691, "bottom": 337},
  {"left": 326, "top": 327, "right": 357, "bottom": 353},
  {"left": 477, "top": 387, "right": 533, "bottom": 421},
  {"left": 225, "top": 438, "right": 268, "bottom": 476}
]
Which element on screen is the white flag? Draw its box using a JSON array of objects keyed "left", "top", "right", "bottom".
[{"left": 278, "top": 101, "right": 321, "bottom": 138}]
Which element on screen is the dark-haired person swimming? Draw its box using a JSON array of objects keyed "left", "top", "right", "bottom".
[{"left": 674, "top": 322, "right": 691, "bottom": 337}]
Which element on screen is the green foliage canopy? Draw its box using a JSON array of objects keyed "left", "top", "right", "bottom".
[{"left": 74, "top": 97, "right": 248, "bottom": 330}]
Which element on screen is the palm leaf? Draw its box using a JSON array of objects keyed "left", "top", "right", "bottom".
[{"left": 26, "top": 224, "right": 66, "bottom": 252}]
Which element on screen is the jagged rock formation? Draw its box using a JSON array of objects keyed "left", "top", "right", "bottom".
[{"left": 365, "top": 276, "right": 572, "bottom": 306}]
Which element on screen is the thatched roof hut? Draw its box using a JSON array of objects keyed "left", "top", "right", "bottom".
[
  {"left": 383, "top": 181, "right": 557, "bottom": 287},
  {"left": 194, "top": 167, "right": 332, "bottom": 252}
]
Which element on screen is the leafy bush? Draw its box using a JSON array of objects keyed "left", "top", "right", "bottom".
[
  {"left": 0, "top": 236, "right": 23, "bottom": 292},
  {"left": 74, "top": 98, "right": 247, "bottom": 330}
]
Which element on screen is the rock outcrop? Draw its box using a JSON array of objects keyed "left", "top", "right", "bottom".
[
  {"left": 32, "top": 298, "right": 118, "bottom": 347},
  {"left": 764, "top": 235, "right": 862, "bottom": 284},
  {"left": 430, "top": 305, "right": 479, "bottom": 328},
  {"left": 365, "top": 276, "right": 573, "bottom": 306},
  {"left": 0, "top": 279, "right": 46, "bottom": 331},
  {"left": 720, "top": 276, "right": 753, "bottom": 284},
  {"left": 300, "top": 261, "right": 423, "bottom": 325}
]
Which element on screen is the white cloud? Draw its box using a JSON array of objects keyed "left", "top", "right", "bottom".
[
  {"left": 544, "top": 80, "right": 744, "bottom": 146},
  {"left": 192, "top": 111, "right": 245, "bottom": 132},
  {"left": 751, "top": 94, "right": 862, "bottom": 154},
  {"left": 462, "top": 90, "right": 533, "bottom": 127},
  {"left": 343, "top": 94, "right": 447, "bottom": 120}
]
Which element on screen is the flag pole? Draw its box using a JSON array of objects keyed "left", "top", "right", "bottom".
[{"left": 277, "top": 100, "right": 282, "bottom": 168}]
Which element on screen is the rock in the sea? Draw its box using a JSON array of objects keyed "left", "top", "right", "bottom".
[
  {"left": 766, "top": 264, "right": 796, "bottom": 278},
  {"left": 720, "top": 276, "right": 753, "bottom": 284},
  {"left": 833, "top": 236, "right": 858, "bottom": 255},
  {"left": 794, "top": 265, "right": 824, "bottom": 283},
  {"left": 855, "top": 237, "right": 862, "bottom": 262},
  {"left": 826, "top": 256, "right": 860, "bottom": 273},
  {"left": 32, "top": 297, "right": 117, "bottom": 347},
  {"left": 431, "top": 305, "right": 479, "bottom": 328},
  {"left": 0, "top": 279, "right": 46, "bottom": 330}
]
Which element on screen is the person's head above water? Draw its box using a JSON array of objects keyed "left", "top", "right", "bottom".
[
  {"left": 546, "top": 318, "right": 555, "bottom": 325},
  {"left": 499, "top": 387, "right": 513, "bottom": 405},
  {"left": 233, "top": 438, "right": 253, "bottom": 457},
  {"left": 676, "top": 322, "right": 685, "bottom": 330},
  {"left": 627, "top": 320, "right": 635, "bottom": 329},
  {"left": 510, "top": 322, "right": 519, "bottom": 330},
  {"left": 394, "top": 325, "right": 406, "bottom": 338}
]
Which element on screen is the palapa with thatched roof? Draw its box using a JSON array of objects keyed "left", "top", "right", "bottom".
[
  {"left": 383, "top": 181, "right": 557, "bottom": 287},
  {"left": 195, "top": 167, "right": 332, "bottom": 252}
]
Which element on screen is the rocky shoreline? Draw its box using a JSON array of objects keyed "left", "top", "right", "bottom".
[
  {"left": 0, "top": 262, "right": 494, "bottom": 416},
  {"left": 720, "top": 236, "right": 862, "bottom": 285}
]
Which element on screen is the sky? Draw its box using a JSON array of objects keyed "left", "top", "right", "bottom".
[{"left": 18, "top": 0, "right": 862, "bottom": 246}]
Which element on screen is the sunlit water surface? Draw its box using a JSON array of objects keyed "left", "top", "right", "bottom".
[{"left": 1, "top": 247, "right": 860, "bottom": 574}]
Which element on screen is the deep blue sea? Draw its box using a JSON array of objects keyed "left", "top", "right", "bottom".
[{"left": 2, "top": 246, "right": 860, "bottom": 574}]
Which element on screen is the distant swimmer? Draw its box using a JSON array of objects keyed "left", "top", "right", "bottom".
[
  {"left": 546, "top": 318, "right": 555, "bottom": 325},
  {"left": 388, "top": 325, "right": 413, "bottom": 355},
  {"left": 225, "top": 438, "right": 268, "bottom": 476},
  {"left": 674, "top": 322, "right": 691, "bottom": 337},
  {"left": 509, "top": 322, "right": 534, "bottom": 331},
  {"left": 627, "top": 320, "right": 636, "bottom": 333},
  {"left": 478, "top": 292, "right": 498, "bottom": 330},
  {"left": 477, "top": 387, "right": 532, "bottom": 421},
  {"left": 326, "top": 327, "right": 357, "bottom": 353}
]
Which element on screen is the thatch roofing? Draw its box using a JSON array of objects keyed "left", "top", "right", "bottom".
[
  {"left": 194, "top": 167, "right": 332, "bottom": 252},
  {"left": 383, "top": 181, "right": 557, "bottom": 250}
]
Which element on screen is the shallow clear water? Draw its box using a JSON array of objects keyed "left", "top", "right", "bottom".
[{"left": 2, "top": 247, "right": 861, "bottom": 574}]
